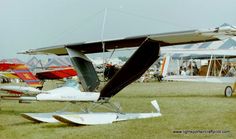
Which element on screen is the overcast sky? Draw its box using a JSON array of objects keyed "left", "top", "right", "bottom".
[{"left": 1, "top": 0, "right": 236, "bottom": 61}]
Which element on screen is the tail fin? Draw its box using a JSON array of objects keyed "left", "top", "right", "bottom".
[
  {"left": 12, "top": 64, "right": 42, "bottom": 88},
  {"left": 151, "top": 100, "right": 161, "bottom": 113}
]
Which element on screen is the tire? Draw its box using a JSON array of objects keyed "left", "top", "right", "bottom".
[{"left": 225, "top": 86, "right": 233, "bottom": 97}]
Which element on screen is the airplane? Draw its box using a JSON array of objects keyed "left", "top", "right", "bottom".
[
  {"left": 0, "top": 62, "right": 42, "bottom": 88},
  {"left": 0, "top": 61, "right": 160, "bottom": 125},
  {"left": 160, "top": 49, "right": 236, "bottom": 82},
  {"left": 0, "top": 62, "right": 43, "bottom": 98},
  {"left": 0, "top": 62, "right": 77, "bottom": 96},
  {"left": 18, "top": 24, "right": 236, "bottom": 125},
  {"left": 0, "top": 61, "right": 77, "bottom": 82},
  {"left": 159, "top": 48, "right": 236, "bottom": 96},
  {"left": 19, "top": 80, "right": 161, "bottom": 124}
]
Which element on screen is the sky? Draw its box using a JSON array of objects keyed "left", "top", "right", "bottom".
[{"left": 0, "top": 0, "right": 236, "bottom": 61}]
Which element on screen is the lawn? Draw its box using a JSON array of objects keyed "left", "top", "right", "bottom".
[{"left": 0, "top": 81, "right": 235, "bottom": 139}]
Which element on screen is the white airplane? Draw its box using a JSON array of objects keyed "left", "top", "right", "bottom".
[
  {"left": 19, "top": 24, "right": 236, "bottom": 125},
  {"left": 160, "top": 49, "right": 236, "bottom": 82},
  {"left": 160, "top": 48, "right": 236, "bottom": 96}
]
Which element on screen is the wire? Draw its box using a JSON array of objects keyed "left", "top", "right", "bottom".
[
  {"left": 108, "top": 8, "right": 195, "bottom": 29},
  {"left": 40, "top": 9, "right": 105, "bottom": 46}
]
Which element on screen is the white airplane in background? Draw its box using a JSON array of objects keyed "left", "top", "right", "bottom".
[
  {"left": 160, "top": 49, "right": 236, "bottom": 82},
  {"left": 160, "top": 48, "right": 236, "bottom": 96},
  {"left": 18, "top": 24, "right": 236, "bottom": 125}
]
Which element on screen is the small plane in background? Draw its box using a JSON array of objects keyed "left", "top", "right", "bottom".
[
  {"left": 0, "top": 62, "right": 42, "bottom": 88},
  {"left": 0, "top": 61, "right": 77, "bottom": 96},
  {"left": 0, "top": 62, "right": 77, "bottom": 83},
  {"left": 17, "top": 24, "right": 236, "bottom": 125},
  {"left": 160, "top": 48, "right": 236, "bottom": 83},
  {"left": 160, "top": 48, "right": 236, "bottom": 96},
  {"left": 0, "top": 62, "right": 43, "bottom": 96}
]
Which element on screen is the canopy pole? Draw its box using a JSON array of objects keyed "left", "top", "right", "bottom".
[
  {"left": 190, "top": 58, "right": 193, "bottom": 76},
  {"left": 219, "top": 55, "right": 225, "bottom": 77},
  {"left": 206, "top": 55, "right": 213, "bottom": 78},
  {"left": 214, "top": 55, "right": 217, "bottom": 76}
]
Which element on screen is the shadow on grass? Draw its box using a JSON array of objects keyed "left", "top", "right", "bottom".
[
  {"left": 9, "top": 121, "right": 34, "bottom": 126},
  {"left": 154, "top": 94, "right": 226, "bottom": 98},
  {"left": 41, "top": 123, "right": 85, "bottom": 128},
  {"left": 0, "top": 109, "right": 34, "bottom": 115},
  {"left": 117, "top": 94, "right": 228, "bottom": 99},
  {"left": 5, "top": 121, "right": 77, "bottom": 128}
]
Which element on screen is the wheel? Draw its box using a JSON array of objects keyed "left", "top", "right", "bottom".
[{"left": 225, "top": 86, "right": 233, "bottom": 97}]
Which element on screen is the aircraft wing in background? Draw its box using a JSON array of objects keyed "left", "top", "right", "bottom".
[
  {"left": 163, "top": 76, "right": 235, "bottom": 83},
  {"left": 0, "top": 85, "right": 42, "bottom": 95},
  {"left": 161, "top": 49, "right": 236, "bottom": 56},
  {"left": 0, "top": 72, "right": 19, "bottom": 79},
  {"left": 36, "top": 67, "right": 77, "bottom": 80}
]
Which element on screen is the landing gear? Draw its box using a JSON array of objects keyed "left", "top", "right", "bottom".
[
  {"left": 225, "top": 86, "right": 233, "bottom": 97},
  {"left": 224, "top": 82, "right": 236, "bottom": 97}
]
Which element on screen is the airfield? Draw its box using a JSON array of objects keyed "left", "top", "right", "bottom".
[{"left": 0, "top": 81, "right": 235, "bottom": 139}]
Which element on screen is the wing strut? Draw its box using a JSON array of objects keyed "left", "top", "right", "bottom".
[{"left": 99, "top": 39, "right": 160, "bottom": 99}]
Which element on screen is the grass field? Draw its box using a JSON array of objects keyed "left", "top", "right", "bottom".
[{"left": 0, "top": 81, "right": 236, "bottom": 139}]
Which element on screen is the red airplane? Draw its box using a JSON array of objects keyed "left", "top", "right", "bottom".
[{"left": 0, "top": 61, "right": 77, "bottom": 92}]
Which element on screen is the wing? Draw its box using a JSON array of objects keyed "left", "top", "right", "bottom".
[
  {"left": 12, "top": 67, "right": 42, "bottom": 88},
  {"left": 20, "top": 25, "right": 236, "bottom": 55},
  {"left": 0, "top": 72, "right": 19, "bottom": 79},
  {"left": 0, "top": 85, "right": 42, "bottom": 95},
  {"left": 161, "top": 49, "right": 236, "bottom": 56},
  {"left": 36, "top": 67, "right": 77, "bottom": 80},
  {"left": 19, "top": 25, "right": 236, "bottom": 99},
  {"left": 163, "top": 76, "right": 235, "bottom": 83}
]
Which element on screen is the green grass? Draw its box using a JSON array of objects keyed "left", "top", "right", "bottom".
[{"left": 0, "top": 82, "right": 236, "bottom": 139}]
